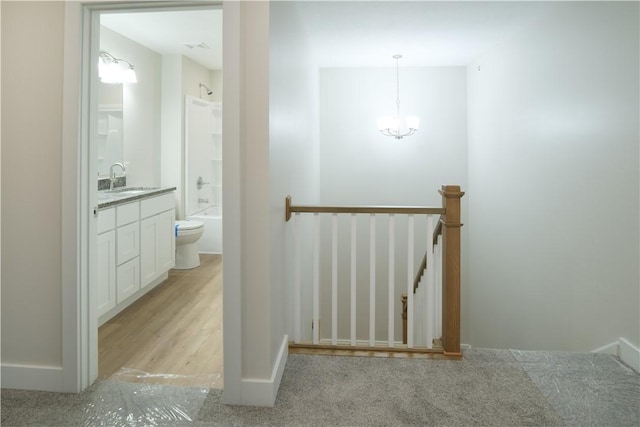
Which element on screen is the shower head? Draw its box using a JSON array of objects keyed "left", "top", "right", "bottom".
[{"left": 199, "top": 83, "right": 213, "bottom": 96}]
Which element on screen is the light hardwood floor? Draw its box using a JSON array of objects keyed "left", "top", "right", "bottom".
[{"left": 98, "top": 254, "right": 223, "bottom": 388}]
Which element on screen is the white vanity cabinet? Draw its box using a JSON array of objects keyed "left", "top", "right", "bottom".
[
  {"left": 96, "top": 229, "right": 116, "bottom": 317},
  {"left": 96, "top": 190, "right": 175, "bottom": 325},
  {"left": 114, "top": 202, "right": 140, "bottom": 304},
  {"left": 140, "top": 193, "right": 175, "bottom": 288}
]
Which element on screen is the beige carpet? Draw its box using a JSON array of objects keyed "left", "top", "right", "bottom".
[{"left": 196, "top": 349, "right": 564, "bottom": 426}]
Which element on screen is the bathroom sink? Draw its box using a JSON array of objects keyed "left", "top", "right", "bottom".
[
  {"left": 97, "top": 186, "right": 176, "bottom": 209},
  {"left": 98, "top": 187, "right": 161, "bottom": 201},
  {"left": 105, "top": 186, "right": 159, "bottom": 195}
]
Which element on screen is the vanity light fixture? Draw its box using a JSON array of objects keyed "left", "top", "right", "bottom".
[
  {"left": 99, "top": 51, "right": 137, "bottom": 84},
  {"left": 377, "top": 54, "right": 419, "bottom": 139}
]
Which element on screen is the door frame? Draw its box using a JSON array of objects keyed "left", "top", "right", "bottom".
[{"left": 62, "top": 0, "right": 228, "bottom": 392}]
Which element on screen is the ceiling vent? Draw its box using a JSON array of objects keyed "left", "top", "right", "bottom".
[{"left": 183, "top": 42, "right": 210, "bottom": 50}]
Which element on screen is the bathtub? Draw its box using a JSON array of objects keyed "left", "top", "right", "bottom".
[{"left": 187, "top": 207, "right": 222, "bottom": 254}]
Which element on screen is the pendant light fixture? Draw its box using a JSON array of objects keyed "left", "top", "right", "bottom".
[{"left": 377, "top": 54, "right": 419, "bottom": 139}]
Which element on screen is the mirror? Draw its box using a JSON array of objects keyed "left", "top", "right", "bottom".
[{"left": 96, "top": 81, "right": 123, "bottom": 177}]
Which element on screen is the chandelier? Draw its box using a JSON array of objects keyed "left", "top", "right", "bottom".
[{"left": 377, "top": 55, "right": 419, "bottom": 139}]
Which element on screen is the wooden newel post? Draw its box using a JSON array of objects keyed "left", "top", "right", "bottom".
[{"left": 440, "top": 185, "right": 464, "bottom": 356}]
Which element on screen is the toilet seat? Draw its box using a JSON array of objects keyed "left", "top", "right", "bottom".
[
  {"left": 176, "top": 220, "right": 204, "bottom": 230},
  {"left": 175, "top": 220, "right": 204, "bottom": 236}
]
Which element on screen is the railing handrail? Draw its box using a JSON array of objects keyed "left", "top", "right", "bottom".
[
  {"left": 286, "top": 196, "right": 445, "bottom": 221},
  {"left": 432, "top": 215, "right": 444, "bottom": 247},
  {"left": 413, "top": 252, "right": 427, "bottom": 294}
]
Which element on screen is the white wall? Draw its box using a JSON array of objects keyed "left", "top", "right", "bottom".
[
  {"left": 269, "top": 0, "right": 320, "bottom": 355},
  {"left": 318, "top": 66, "right": 468, "bottom": 341},
  {"left": 209, "top": 70, "right": 223, "bottom": 103},
  {"left": 183, "top": 56, "right": 215, "bottom": 217},
  {"left": 161, "top": 54, "right": 218, "bottom": 220},
  {"left": 223, "top": 0, "right": 290, "bottom": 406},
  {"left": 100, "top": 26, "right": 162, "bottom": 187},
  {"left": 320, "top": 67, "right": 467, "bottom": 206},
  {"left": 1, "top": 0, "right": 65, "bottom": 368},
  {"left": 467, "top": 2, "right": 639, "bottom": 351},
  {"left": 160, "top": 54, "right": 183, "bottom": 217}
]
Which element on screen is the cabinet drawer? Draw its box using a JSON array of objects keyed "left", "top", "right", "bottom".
[
  {"left": 97, "top": 208, "right": 115, "bottom": 234},
  {"left": 117, "top": 201, "right": 140, "bottom": 226},
  {"left": 117, "top": 257, "right": 140, "bottom": 303},
  {"left": 141, "top": 193, "right": 174, "bottom": 219},
  {"left": 116, "top": 222, "right": 140, "bottom": 265}
]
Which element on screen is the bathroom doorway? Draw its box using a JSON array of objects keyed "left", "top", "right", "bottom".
[{"left": 88, "top": 4, "right": 224, "bottom": 389}]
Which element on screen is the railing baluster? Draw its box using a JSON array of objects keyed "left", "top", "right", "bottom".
[
  {"left": 313, "top": 213, "right": 320, "bottom": 344},
  {"left": 388, "top": 214, "right": 395, "bottom": 347},
  {"left": 331, "top": 213, "right": 338, "bottom": 345},
  {"left": 435, "top": 234, "right": 443, "bottom": 339},
  {"left": 369, "top": 214, "right": 376, "bottom": 346},
  {"left": 293, "top": 213, "right": 301, "bottom": 343},
  {"left": 426, "top": 215, "right": 434, "bottom": 349},
  {"left": 350, "top": 214, "right": 357, "bottom": 346},
  {"left": 407, "top": 215, "right": 414, "bottom": 348}
]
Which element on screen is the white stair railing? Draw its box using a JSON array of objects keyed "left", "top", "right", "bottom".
[{"left": 286, "top": 199, "right": 444, "bottom": 350}]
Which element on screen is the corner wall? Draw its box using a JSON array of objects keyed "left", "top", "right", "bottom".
[
  {"left": 223, "top": 0, "right": 288, "bottom": 407},
  {"left": 467, "top": 2, "right": 640, "bottom": 351},
  {"left": 269, "top": 0, "right": 320, "bottom": 368}
]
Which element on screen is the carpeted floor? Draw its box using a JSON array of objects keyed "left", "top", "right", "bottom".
[
  {"left": 196, "top": 349, "right": 564, "bottom": 426},
  {"left": 1, "top": 348, "right": 639, "bottom": 426}
]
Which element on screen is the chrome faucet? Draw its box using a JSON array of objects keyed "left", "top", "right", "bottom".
[{"left": 109, "top": 162, "right": 126, "bottom": 190}]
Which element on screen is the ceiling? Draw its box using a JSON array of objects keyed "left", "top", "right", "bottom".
[
  {"left": 101, "top": 9, "right": 222, "bottom": 70},
  {"left": 99, "top": 2, "right": 561, "bottom": 71},
  {"left": 296, "top": 1, "right": 561, "bottom": 67}
]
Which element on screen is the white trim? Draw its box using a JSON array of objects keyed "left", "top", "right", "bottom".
[
  {"left": 221, "top": 0, "right": 242, "bottom": 405},
  {"left": 618, "top": 337, "right": 640, "bottom": 372},
  {"left": 592, "top": 338, "right": 640, "bottom": 372},
  {"left": 68, "top": 0, "right": 225, "bottom": 394},
  {"left": 1, "top": 364, "right": 63, "bottom": 392},
  {"left": 591, "top": 341, "right": 618, "bottom": 355},
  {"left": 61, "top": 0, "right": 89, "bottom": 394},
  {"left": 239, "top": 335, "right": 289, "bottom": 407}
]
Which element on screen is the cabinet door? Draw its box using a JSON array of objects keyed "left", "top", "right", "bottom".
[
  {"left": 116, "top": 221, "right": 139, "bottom": 265},
  {"left": 97, "top": 230, "right": 116, "bottom": 317},
  {"left": 117, "top": 257, "right": 140, "bottom": 303},
  {"left": 156, "top": 209, "right": 176, "bottom": 272},
  {"left": 140, "top": 216, "right": 159, "bottom": 288}
]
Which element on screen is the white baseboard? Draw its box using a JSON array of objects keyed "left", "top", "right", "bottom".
[
  {"left": 239, "top": 335, "right": 288, "bottom": 407},
  {"left": 592, "top": 337, "right": 640, "bottom": 372},
  {"left": 591, "top": 341, "right": 618, "bottom": 355},
  {"left": 1, "top": 363, "right": 63, "bottom": 392},
  {"left": 618, "top": 337, "right": 640, "bottom": 372}
]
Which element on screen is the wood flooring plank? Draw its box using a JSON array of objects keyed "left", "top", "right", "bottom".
[{"left": 98, "top": 254, "right": 224, "bottom": 388}]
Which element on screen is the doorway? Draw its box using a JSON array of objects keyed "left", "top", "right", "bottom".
[{"left": 87, "top": 4, "right": 224, "bottom": 389}]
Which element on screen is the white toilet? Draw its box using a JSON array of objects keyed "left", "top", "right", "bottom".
[{"left": 174, "top": 220, "right": 205, "bottom": 269}]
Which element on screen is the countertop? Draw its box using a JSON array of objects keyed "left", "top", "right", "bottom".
[{"left": 97, "top": 186, "right": 176, "bottom": 210}]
